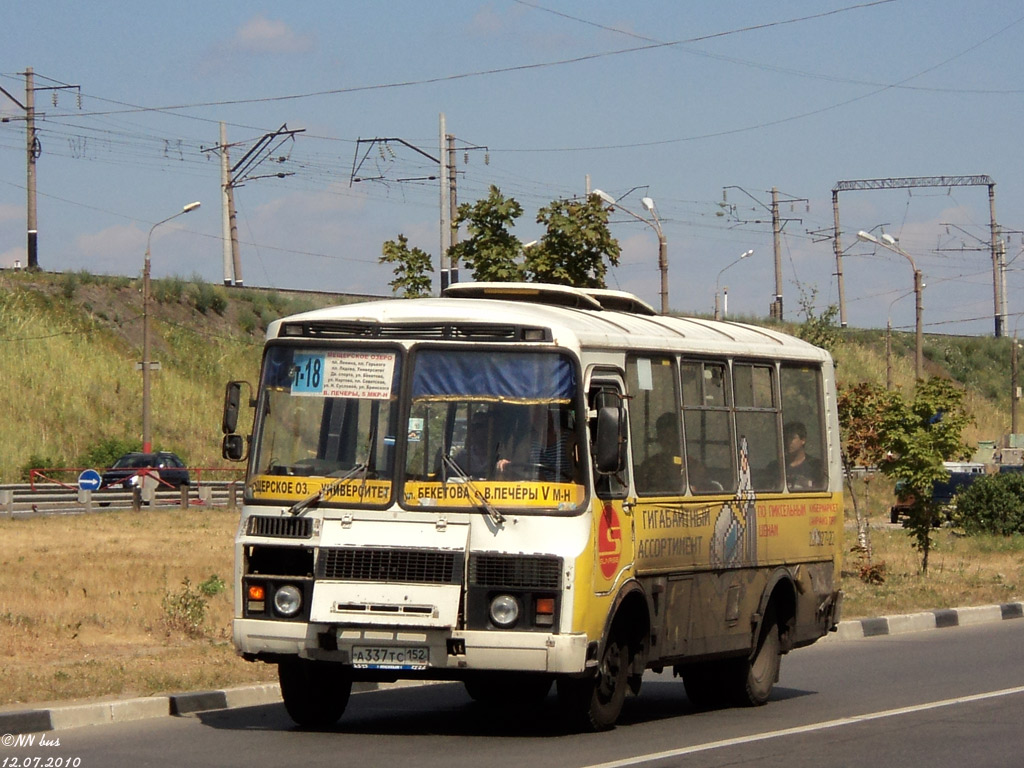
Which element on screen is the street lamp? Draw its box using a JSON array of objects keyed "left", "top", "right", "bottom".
[
  {"left": 885, "top": 289, "right": 915, "bottom": 390},
  {"left": 715, "top": 249, "right": 753, "bottom": 320},
  {"left": 857, "top": 230, "right": 923, "bottom": 380},
  {"left": 593, "top": 189, "right": 669, "bottom": 314},
  {"left": 142, "top": 201, "right": 201, "bottom": 453}
]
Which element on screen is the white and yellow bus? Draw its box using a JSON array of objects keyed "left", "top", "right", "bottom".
[{"left": 222, "top": 282, "right": 843, "bottom": 731}]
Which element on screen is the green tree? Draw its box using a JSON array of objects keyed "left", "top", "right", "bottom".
[
  {"left": 448, "top": 185, "right": 525, "bottom": 282},
  {"left": 874, "top": 379, "right": 973, "bottom": 572},
  {"left": 795, "top": 286, "right": 841, "bottom": 353},
  {"left": 837, "top": 381, "right": 903, "bottom": 569},
  {"left": 525, "top": 194, "right": 620, "bottom": 288},
  {"left": 380, "top": 234, "right": 434, "bottom": 298}
]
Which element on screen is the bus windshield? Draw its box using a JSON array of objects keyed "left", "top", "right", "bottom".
[
  {"left": 248, "top": 345, "right": 401, "bottom": 506},
  {"left": 403, "top": 349, "right": 585, "bottom": 513}
]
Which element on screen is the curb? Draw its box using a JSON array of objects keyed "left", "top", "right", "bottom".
[
  {"left": 0, "top": 682, "right": 375, "bottom": 736},
  {"left": 3, "top": 602, "right": 1022, "bottom": 735},
  {"left": 826, "top": 600, "right": 1024, "bottom": 642}
]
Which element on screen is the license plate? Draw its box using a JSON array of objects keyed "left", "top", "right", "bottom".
[{"left": 351, "top": 645, "right": 429, "bottom": 670}]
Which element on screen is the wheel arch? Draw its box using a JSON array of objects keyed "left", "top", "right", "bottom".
[
  {"left": 600, "top": 579, "right": 651, "bottom": 663},
  {"left": 754, "top": 567, "right": 798, "bottom": 654}
]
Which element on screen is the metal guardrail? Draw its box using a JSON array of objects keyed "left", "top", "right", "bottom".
[{"left": 0, "top": 481, "right": 242, "bottom": 517}]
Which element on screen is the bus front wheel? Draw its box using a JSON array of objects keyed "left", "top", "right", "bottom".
[
  {"left": 557, "top": 632, "right": 629, "bottom": 731},
  {"left": 278, "top": 659, "right": 352, "bottom": 729}
]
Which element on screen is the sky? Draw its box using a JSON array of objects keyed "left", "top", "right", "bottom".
[{"left": 2, "top": 0, "right": 1023, "bottom": 337}]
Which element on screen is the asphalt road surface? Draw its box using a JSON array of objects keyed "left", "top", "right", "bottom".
[{"left": 9, "top": 621, "right": 1024, "bottom": 768}]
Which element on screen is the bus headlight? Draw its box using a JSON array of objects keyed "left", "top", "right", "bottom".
[
  {"left": 273, "top": 584, "right": 302, "bottom": 617},
  {"left": 489, "top": 594, "right": 520, "bottom": 628}
]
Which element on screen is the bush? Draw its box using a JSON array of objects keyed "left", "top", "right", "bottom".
[
  {"left": 161, "top": 577, "right": 209, "bottom": 637},
  {"left": 190, "top": 281, "right": 227, "bottom": 316},
  {"left": 952, "top": 473, "right": 1024, "bottom": 535},
  {"left": 153, "top": 276, "right": 186, "bottom": 304},
  {"left": 19, "top": 453, "right": 67, "bottom": 482},
  {"left": 78, "top": 437, "right": 141, "bottom": 470}
]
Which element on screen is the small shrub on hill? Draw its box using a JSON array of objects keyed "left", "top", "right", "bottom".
[
  {"left": 153, "top": 276, "right": 186, "bottom": 304},
  {"left": 19, "top": 452, "right": 68, "bottom": 481},
  {"left": 78, "top": 437, "right": 142, "bottom": 470},
  {"left": 190, "top": 281, "right": 227, "bottom": 315}
]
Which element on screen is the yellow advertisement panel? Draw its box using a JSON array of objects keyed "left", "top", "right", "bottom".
[
  {"left": 635, "top": 492, "right": 843, "bottom": 573},
  {"left": 404, "top": 481, "right": 584, "bottom": 510},
  {"left": 249, "top": 475, "right": 393, "bottom": 504}
]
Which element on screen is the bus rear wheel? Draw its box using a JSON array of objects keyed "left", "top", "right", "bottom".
[
  {"left": 557, "top": 632, "right": 629, "bottom": 731},
  {"left": 738, "top": 613, "right": 781, "bottom": 706},
  {"left": 278, "top": 659, "right": 353, "bottom": 729},
  {"left": 682, "top": 613, "right": 781, "bottom": 709}
]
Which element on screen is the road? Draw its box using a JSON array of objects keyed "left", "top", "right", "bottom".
[{"left": 11, "top": 621, "right": 1024, "bottom": 768}]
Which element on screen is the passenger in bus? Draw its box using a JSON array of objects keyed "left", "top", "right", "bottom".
[
  {"left": 525, "top": 406, "right": 576, "bottom": 482},
  {"left": 637, "top": 412, "right": 684, "bottom": 493},
  {"left": 448, "top": 412, "right": 511, "bottom": 480},
  {"left": 774, "top": 420, "right": 824, "bottom": 490}
]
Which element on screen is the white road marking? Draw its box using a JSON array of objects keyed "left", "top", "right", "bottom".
[{"left": 581, "top": 685, "right": 1024, "bottom": 768}]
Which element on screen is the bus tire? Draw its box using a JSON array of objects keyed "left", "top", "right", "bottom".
[
  {"left": 734, "top": 612, "right": 781, "bottom": 706},
  {"left": 278, "top": 659, "right": 352, "bottom": 729},
  {"left": 557, "top": 631, "right": 629, "bottom": 731},
  {"left": 682, "top": 614, "right": 781, "bottom": 709},
  {"left": 681, "top": 662, "right": 730, "bottom": 710},
  {"left": 464, "top": 672, "right": 552, "bottom": 706}
]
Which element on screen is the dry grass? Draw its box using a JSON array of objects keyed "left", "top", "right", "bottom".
[
  {"left": 2, "top": 504, "right": 1022, "bottom": 709},
  {"left": 842, "top": 526, "right": 1024, "bottom": 618},
  {"left": 0, "top": 507, "right": 272, "bottom": 708}
]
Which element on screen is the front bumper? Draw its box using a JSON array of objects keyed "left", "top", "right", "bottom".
[{"left": 233, "top": 618, "right": 589, "bottom": 675}]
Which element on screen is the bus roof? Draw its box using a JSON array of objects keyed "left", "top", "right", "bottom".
[{"left": 268, "top": 283, "right": 830, "bottom": 363}]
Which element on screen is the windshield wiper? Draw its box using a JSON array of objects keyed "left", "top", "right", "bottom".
[
  {"left": 288, "top": 462, "right": 367, "bottom": 517},
  {"left": 441, "top": 454, "right": 505, "bottom": 526}
]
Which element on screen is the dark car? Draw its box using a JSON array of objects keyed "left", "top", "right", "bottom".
[{"left": 101, "top": 452, "right": 190, "bottom": 490}]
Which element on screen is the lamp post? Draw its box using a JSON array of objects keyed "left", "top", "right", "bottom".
[
  {"left": 142, "top": 201, "right": 200, "bottom": 453},
  {"left": 715, "top": 249, "right": 753, "bottom": 320},
  {"left": 884, "top": 289, "right": 915, "bottom": 390},
  {"left": 858, "top": 230, "right": 923, "bottom": 380},
  {"left": 593, "top": 189, "right": 669, "bottom": 313}
]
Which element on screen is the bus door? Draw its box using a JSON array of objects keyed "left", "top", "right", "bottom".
[{"left": 589, "top": 378, "right": 634, "bottom": 594}]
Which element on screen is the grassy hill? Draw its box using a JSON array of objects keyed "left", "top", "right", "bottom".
[
  {"left": 0, "top": 269, "right": 1012, "bottom": 483},
  {"left": 0, "top": 270, "right": 348, "bottom": 482}
]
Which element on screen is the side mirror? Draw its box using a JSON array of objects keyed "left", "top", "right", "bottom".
[
  {"left": 222, "top": 381, "right": 243, "bottom": 435},
  {"left": 594, "top": 406, "right": 624, "bottom": 474},
  {"left": 222, "top": 433, "right": 246, "bottom": 462}
]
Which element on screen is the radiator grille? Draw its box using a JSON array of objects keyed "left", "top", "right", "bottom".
[
  {"left": 469, "top": 554, "right": 562, "bottom": 590},
  {"left": 318, "top": 547, "right": 461, "bottom": 584},
  {"left": 247, "top": 515, "right": 313, "bottom": 539}
]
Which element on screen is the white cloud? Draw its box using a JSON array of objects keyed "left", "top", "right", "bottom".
[
  {"left": 230, "top": 14, "right": 314, "bottom": 55},
  {"left": 75, "top": 224, "right": 146, "bottom": 273},
  {"left": 0, "top": 203, "right": 22, "bottom": 223}
]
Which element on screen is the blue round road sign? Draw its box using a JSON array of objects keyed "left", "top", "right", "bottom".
[{"left": 79, "top": 469, "right": 102, "bottom": 492}]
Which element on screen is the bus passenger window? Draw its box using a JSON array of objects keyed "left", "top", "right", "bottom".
[
  {"left": 681, "top": 361, "right": 735, "bottom": 494},
  {"left": 734, "top": 363, "right": 783, "bottom": 492},
  {"left": 779, "top": 366, "right": 827, "bottom": 491},
  {"left": 627, "top": 356, "right": 684, "bottom": 496}
]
